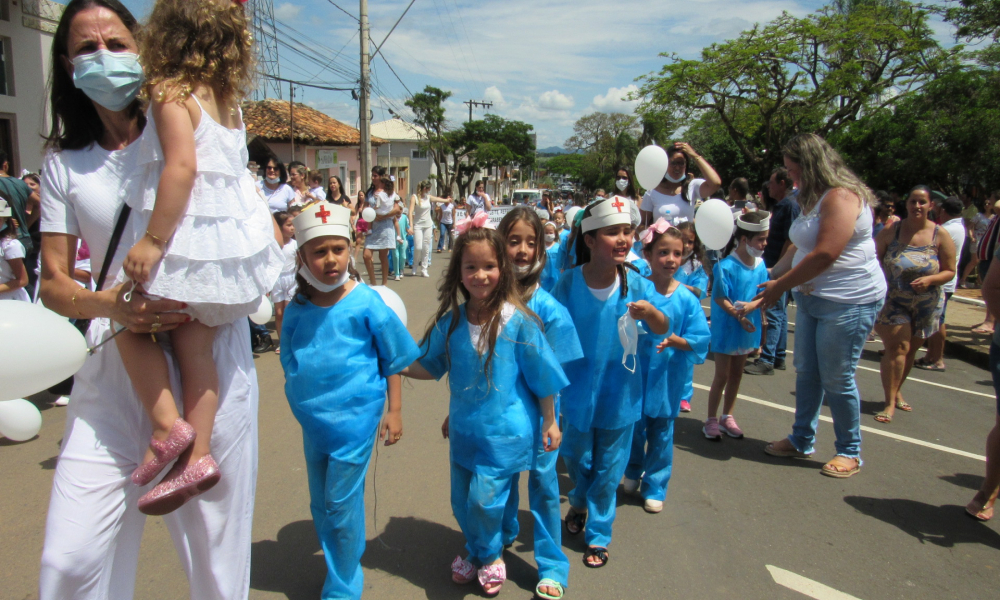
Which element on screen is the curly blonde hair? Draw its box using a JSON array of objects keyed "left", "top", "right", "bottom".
[
  {"left": 140, "top": 0, "right": 255, "bottom": 105},
  {"left": 782, "top": 133, "right": 874, "bottom": 215}
]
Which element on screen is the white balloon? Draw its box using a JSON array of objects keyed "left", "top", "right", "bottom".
[
  {"left": 634, "top": 145, "right": 670, "bottom": 191},
  {"left": 0, "top": 300, "right": 88, "bottom": 402},
  {"left": 371, "top": 285, "right": 407, "bottom": 327},
  {"left": 249, "top": 296, "right": 273, "bottom": 325},
  {"left": 361, "top": 207, "right": 377, "bottom": 223},
  {"left": 0, "top": 399, "right": 43, "bottom": 442},
  {"left": 695, "top": 199, "right": 736, "bottom": 251}
]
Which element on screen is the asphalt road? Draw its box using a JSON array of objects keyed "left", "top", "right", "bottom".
[{"left": 2, "top": 253, "right": 998, "bottom": 600}]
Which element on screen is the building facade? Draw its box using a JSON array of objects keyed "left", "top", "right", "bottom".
[{"left": 371, "top": 118, "right": 435, "bottom": 199}]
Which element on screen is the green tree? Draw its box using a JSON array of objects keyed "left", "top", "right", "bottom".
[
  {"left": 565, "top": 112, "right": 641, "bottom": 187},
  {"left": 636, "top": 1, "right": 954, "bottom": 181},
  {"left": 405, "top": 86, "right": 455, "bottom": 194},
  {"left": 940, "top": 0, "right": 1000, "bottom": 40}
]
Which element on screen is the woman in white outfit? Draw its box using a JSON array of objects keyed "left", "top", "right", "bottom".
[
  {"left": 406, "top": 180, "right": 450, "bottom": 277},
  {"left": 37, "top": 2, "right": 267, "bottom": 598}
]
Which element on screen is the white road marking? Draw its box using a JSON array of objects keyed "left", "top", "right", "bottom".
[
  {"left": 692, "top": 383, "right": 986, "bottom": 461},
  {"left": 766, "top": 565, "right": 863, "bottom": 600}
]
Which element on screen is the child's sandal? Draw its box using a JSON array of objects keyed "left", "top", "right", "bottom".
[
  {"left": 477, "top": 563, "right": 506, "bottom": 597},
  {"left": 535, "top": 578, "right": 565, "bottom": 599},
  {"left": 583, "top": 546, "right": 610, "bottom": 568},
  {"left": 450, "top": 555, "right": 476, "bottom": 585},
  {"left": 565, "top": 507, "right": 586, "bottom": 535}
]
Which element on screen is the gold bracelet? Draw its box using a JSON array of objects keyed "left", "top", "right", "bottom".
[
  {"left": 71, "top": 287, "right": 85, "bottom": 317},
  {"left": 145, "top": 230, "right": 169, "bottom": 247}
]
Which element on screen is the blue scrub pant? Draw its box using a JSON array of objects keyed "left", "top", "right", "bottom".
[
  {"left": 500, "top": 448, "right": 569, "bottom": 586},
  {"left": 559, "top": 423, "right": 633, "bottom": 548},
  {"left": 303, "top": 429, "right": 377, "bottom": 600},
  {"left": 451, "top": 462, "right": 514, "bottom": 565},
  {"left": 625, "top": 415, "right": 676, "bottom": 502}
]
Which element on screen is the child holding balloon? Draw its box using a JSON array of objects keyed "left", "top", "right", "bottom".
[
  {"left": 704, "top": 210, "right": 770, "bottom": 441},
  {"left": 404, "top": 212, "right": 567, "bottom": 597},
  {"left": 281, "top": 201, "right": 420, "bottom": 599},
  {"left": 624, "top": 219, "right": 710, "bottom": 512},
  {"left": 114, "top": 0, "right": 284, "bottom": 515}
]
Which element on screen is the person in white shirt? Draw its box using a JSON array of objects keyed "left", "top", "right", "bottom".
[
  {"left": 915, "top": 195, "right": 966, "bottom": 372},
  {"left": 466, "top": 180, "right": 492, "bottom": 217},
  {"left": 640, "top": 142, "right": 722, "bottom": 227},
  {"left": 258, "top": 157, "right": 297, "bottom": 213}
]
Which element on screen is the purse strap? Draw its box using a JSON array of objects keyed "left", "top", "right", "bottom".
[{"left": 74, "top": 204, "right": 131, "bottom": 336}]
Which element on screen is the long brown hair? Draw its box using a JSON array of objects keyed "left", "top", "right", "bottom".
[
  {"left": 420, "top": 226, "right": 536, "bottom": 385},
  {"left": 140, "top": 0, "right": 255, "bottom": 105},
  {"left": 497, "top": 206, "right": 547, "bottom": 295}
]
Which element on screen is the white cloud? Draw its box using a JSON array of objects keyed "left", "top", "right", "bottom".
[
  {"left": 483, "top": 86, "right": 507, "bottom": 107},
  {"left": 538, "top": 90, "right": 574, "bottom": 111},
  {"left": 590, "top": 85, "right": 640, "bottom": 114},
  {"left": 274, "top": 3, "right": 302, "bottom": 21}
]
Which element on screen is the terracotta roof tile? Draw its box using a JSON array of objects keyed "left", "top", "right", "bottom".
[{"left": 242, "top": 98, "right": 386, "bottom": 146}]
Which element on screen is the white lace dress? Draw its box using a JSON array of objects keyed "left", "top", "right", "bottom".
[
  {"left": 0, "top": 236, "right": 30, "bottom": 301},
  {"left": 118, "top": 98, "right": 283, "bottom": 327},
  {"left": 270, "top": 239, "right": 299, "bottom": 303}
]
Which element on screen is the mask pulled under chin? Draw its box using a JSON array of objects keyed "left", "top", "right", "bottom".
[
  {"left": 298, "top": 265, "right": 351, "bottom": 292},
  {"left": 618, "top": 312, "right": 639, "bottom": 373},
  {"left": 746, "top": 245, "right": 764, "bottom": 259},
  {"left": 265, "top": 176, "right": 281, "bottom": 184},
  {"left": 515, "top": 260, "right": 544, "bottom": 278},
  {"left": 664, "top": 171, "right": 685, "bottom": 183}
]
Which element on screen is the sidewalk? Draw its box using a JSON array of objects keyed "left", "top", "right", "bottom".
[{"left": 943, "top": 287, "right": 992, "bottom": 369}]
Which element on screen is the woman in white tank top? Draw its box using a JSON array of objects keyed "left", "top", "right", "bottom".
[
  {"left": 406, "top": 180, "right": 451, "bottom": 277},
  {"left": 754, "top": 134, "right": 885, "bottom": 479}
]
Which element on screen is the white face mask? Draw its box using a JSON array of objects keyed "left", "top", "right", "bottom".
[
  {"left": 616, "top": 178, "right": 629, "bottom": 192},
  {"left": 683, "top": 250, "right": 694, "bottom": 261},
  {"left": 664, "top": 171, "right": 685, "bottom": 184},
  {"left": 298, "top": 264, "right": 350, "bottom": 292},
  {"left": 514, "top": 260, "right": 543, "bottom": 278},
  {"left": 618, "top": 312, "right": 639, "bottom": 373},
  {"left": 266, "top": 176, "right": 280, "bottom": 184},
  {"left": 544, "top": 233, "right": 556, "bottom": 243},
  {"left": 746, "top": 245, "right": 764, "bottom": 259}
]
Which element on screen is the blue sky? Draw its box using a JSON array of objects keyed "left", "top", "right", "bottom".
[{"left": 118, "top": 0, "right": 960, "bottom": 149}]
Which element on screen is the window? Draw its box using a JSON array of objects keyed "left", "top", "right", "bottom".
[
  {"left": 411, "top": 149, "right": 428, "bottom": 160},
  {"left": 0, "top": 115, "right": 17, "bottom": 173},
  {"left": 0, "top": 1, "right": 9, "bottom": 22},
  {"left": 0, "top": 37, "right": 12, "bottom": 96},
  {"left": 349, "top": 170, "right": 357, "bottom": 195}
]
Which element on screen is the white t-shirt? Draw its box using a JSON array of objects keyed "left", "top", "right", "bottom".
[
  {"left": 441, "top": 202, "right": 455, "bottom": 225},
  {"left": 0, "top": 237, "right": 26, "bottom": 280},
  {"left": 941, "top": 217, "right": 966, "bottom": 294},
  {"left": 308, "top": 186, "right": 327, "bottom": 203},
  {"left": 588, "top": 277, "right": 620, "bottom": 301},
  {"left": 641, "top": 179, "right": 704, "bottom": 225},
  {"left": 412, "top": 195, "right": 434, "bottom": 228},
  {"left": 468, "top": 302, "right": 515, "bottom": 353},
  {"left": 467, "top": 193, "right": 491, "bottom": 217},
  {"left": 258, "top": 181, "right": 297, "bottom": 213}
]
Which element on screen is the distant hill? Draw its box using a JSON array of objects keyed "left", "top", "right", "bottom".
[{"left": 539, "top": 146, "right": 569, "bottom": 155}]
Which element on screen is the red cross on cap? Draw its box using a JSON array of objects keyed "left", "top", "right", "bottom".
[
  {"left": 314, "top": 205, "right": 332, "bottom": 223},
  {"left": 611, "top": 197, "right": 625, "bottom": 213}
]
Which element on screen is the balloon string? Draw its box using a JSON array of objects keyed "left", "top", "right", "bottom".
[{"left": 87, "top": 326, "right": 128, "bottom": 355}]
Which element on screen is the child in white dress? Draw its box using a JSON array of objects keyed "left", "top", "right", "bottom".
[
  {"left": 116, "top": 0, "right": 282, "bottom": 515},
  {"left": 0, "top": 199, "right": 30, "bottom": 301}
]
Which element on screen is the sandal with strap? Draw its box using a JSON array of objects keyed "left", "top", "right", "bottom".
[
  {"left": 478, "top": 563, "right": 506, "bottom": 597},
  {"left": 583, "top": 546, "right": 610, "bottom": 568},
  {"left": 895, "top": 399, "right": 913, "bottom": 412},
  {"left": 535, "top": 578, "right": 565, "bottom": 599},
  {"left": 450, "top": 556, "right": 475, "bottom": 585},
  {"left": 874, "top": 411, "right": 892, "bottom": 424},
  {"left": 966, "top": 493, "right": 995, "bottom": 522},
  {"left": 821, "top": 456, "right": 861, "bottom": 479},
  {"left": 565, "top": 507, "right": 586, "bottom": 535}
]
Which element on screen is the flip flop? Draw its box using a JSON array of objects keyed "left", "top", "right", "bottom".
[
  {"left": 535, "top": 578, "right": 565, "bottom": 600},
  {"left": 583, "top": 546, "right": 610, "bottom": 568},
  {"left": 821, "top": 457, "right": 860, "bottom": 478},
  {"left": 895, "top": 399, "right": 913, "bottom": 412},
  {"left": 565, "top": 508, "right": 586, "bottom": 535},
  {"left": 966, "top": 499, "right": 994, "bottom": 522},
  {"left": 874, "top": 411, "right": 892, "bottom": 424},
  {"left": 913, "top": 362, "right": 944, "bottom": 371},
  {"left": 971, "top": 325, "right": 994, "bottom": 335}
]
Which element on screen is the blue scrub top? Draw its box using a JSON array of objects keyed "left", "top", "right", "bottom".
[
  {"left": 675, "top": 260, "right": 708, "bottom": 299},
  {"left": 640, "top": 284, "right": 710, "bottom": 419},
  {"left": 629, "top": 257, "right": 653, "bottom": 278},
  {"left": 539, "top": 243, "right": 564, "bottom": 292},
  {"left": 527, "top": 287, "right": 583, "bottom": 366},
  {"left": 281, "top": 284, "right": 421, "bottom": 456},
  {"left": 419, "top": 305, "right": 569, "bottom": 477},
  {"left": 551, "top": 267, "right": 670, "bottom": 432},
  {"left": 710, "top": 254, "right": 769, "bottom": 355}
]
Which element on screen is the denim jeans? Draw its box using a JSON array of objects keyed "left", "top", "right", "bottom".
[
  {"left": 760, "top": 291, "right": 790, "bottom": 365},
  {"left": 788, "top": 292, "right": 883, "bottom": 460},
  {"left": 438, "top": 222, "right": 453, "bottom": 250}
]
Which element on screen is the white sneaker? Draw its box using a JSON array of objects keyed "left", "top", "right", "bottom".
[
  {"left": 411, "top": 269, "right": 417, "bottom": 277},
  {"left": 421, "top": 269, "right": 430, "bottom": 278},
  {"left": 54, "top": 396, "right": 70, "bottom": 406},
  {"left": 394, "top": 275, "right": 401, "bottom": 281},
  {"left": 622, "top": 477, "right": 640, "bottom": 495},
  {"left": 644, "top": 499, "right": 663, "bottom": 513}
]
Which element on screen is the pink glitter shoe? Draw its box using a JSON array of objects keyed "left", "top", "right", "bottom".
[
  {"left": 137, "top": 454, "right": 220, "bottom": 516},
  {"left": 131, "top": 419, "right": 196, "bottom": 486}
]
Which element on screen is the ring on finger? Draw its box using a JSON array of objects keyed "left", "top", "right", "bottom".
[{"left": 150, "top": 314, "right": 162, "bottom": 333}]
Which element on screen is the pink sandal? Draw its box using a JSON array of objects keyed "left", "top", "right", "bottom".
[
  {"left": 451, "top": 556, "right": 476, "bottom": 585},
  {"left": 478, "top": 563, "right": 506, "bottom": 597},
  {"left": 131, "top": 419, "right": 196, "bottom": 486}
]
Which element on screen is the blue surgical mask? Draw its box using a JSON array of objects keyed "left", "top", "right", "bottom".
[{"left": 72, "top": 50, "right": 144, "bottom": 112}]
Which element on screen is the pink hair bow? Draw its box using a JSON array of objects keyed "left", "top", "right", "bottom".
[
  {"left": 640, "top": 217, "right": 673, "bottom": 245},
  {"left": 454, "top": 211, "right": 494, "bottom": 234}
]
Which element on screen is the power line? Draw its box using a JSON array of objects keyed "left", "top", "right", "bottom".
[{"left": 324, "top": 0, "right": 358, "bottom": 22}]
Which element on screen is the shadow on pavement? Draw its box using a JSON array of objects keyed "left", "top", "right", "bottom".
[
  {"left": 673, "top": 416, "right": 823, "bottom": 469},
  {"left": 939, "top": 473, "right": 985, "bottom": 491},
  {"left": 361, "top": 515, "right": 538, "bottom": 598},
  {"left": 250, "top": 520, "right": 325, "bottom": 600},
  {"left": 844, "top": 496, "right": 1000, "bottom": 550}
]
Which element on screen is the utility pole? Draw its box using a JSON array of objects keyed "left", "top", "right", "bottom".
[
  {"left": 289, "top": 81, "right": 295, "bottom": 162},
  {"left": 359, "top": 0, "right": 371, "bottom": 192},
  {"left": 463, "top": 100, "right": 493, "bottom": 123}
]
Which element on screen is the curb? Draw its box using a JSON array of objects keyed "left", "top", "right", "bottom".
[
  {"left": 952, "top": 295, "right": 986, "bottom": 308},
  {"left": 943, "top": 338, "right": 990, "bottom": 370}
]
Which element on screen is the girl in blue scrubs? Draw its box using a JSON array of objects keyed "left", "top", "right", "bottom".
[
  {"left": 403, "top": 218, "right": 568, "bottom": 597},
  {"left": 498, "top": 207, "right": 582, "bottom": 599},
  {"left": 624, "top": 221, "right": 710, "bottom": 513},
  {"left": 539, "top": 220, "right": 563, "bottom": 292},
  {"left": 280, "top": 202, "right": 421, "bottom": 600},
  {"left": 673, "top": 220, "right": 709, "bottom": 413},
  {"left": 550, "top": 197, "right": 670, "bottom": 569}
]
